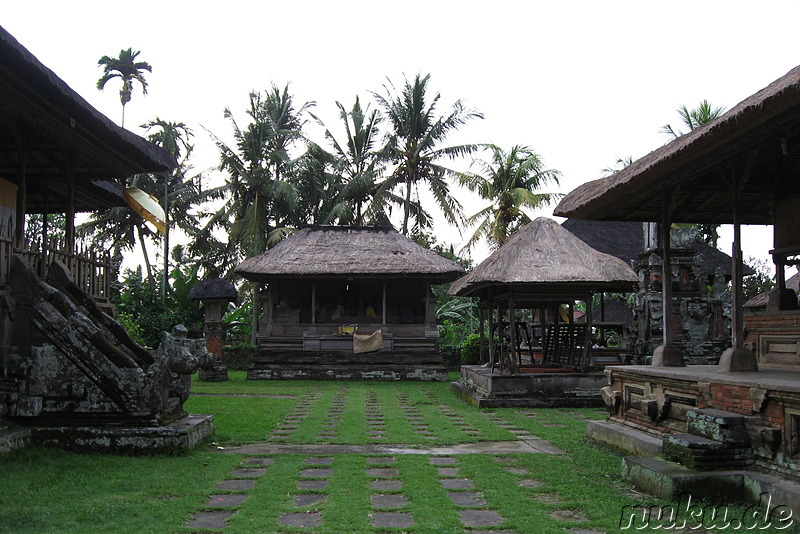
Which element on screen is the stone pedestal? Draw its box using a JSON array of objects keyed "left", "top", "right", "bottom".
[
  {"left": 651, "top": 344, "right": 685, "bottom": 367},
  {"left": 189, "top": 279, "right": 239, "bottom": 383}
]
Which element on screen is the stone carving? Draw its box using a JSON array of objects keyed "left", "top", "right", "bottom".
[{"left": 3, "top": 257, "right": 214, "bottom": 441}]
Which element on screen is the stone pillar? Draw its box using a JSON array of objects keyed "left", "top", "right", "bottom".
[
  {"left": 188, "top": 277, "right": 239, "bottom": 382},
  {"left": 198, "top": 298, "right": 229, "bottom": 382}
]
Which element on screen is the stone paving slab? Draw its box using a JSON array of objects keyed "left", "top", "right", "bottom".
[
  {"left": 215, "top": 440, "right": 554, "bottom": 456},
  {"left": 371, "top": 494, "right": 409, "bottom": 508},
  {"left": 366, "top": 456, "right": 395, "bottom": 464},
  {"left": 369, "top": 479, "right": 403, "bottom": 490},
  {"left": 429, "top": 457, "right": 457, "bottom": 465},
  {"left": 293, "top": 494, "right": 327, "bottom": 506},
  {"left": 186, "top": 511, "right": 234, "bottom": 529},
  {"left": 215, "top": 479, "right": 257, "bottom": 491},
  {"left": 278, "top": 512, "right": 321, "bottom": 527},
  {"left": 205, "top": 494, "right": 249, "bottom": 508},
  {"left": 371, "top": 512, "right": 413, "bottom": 528},
  {"left": 299, "top": 468, "right": 333, "bottom": 478},
  {"left": 298, "top": 479, "right": 329, "bottom": 490},
  {"left": 242, "top": 457, "right": 273, "bottom": 466},
  {"left": 440, "top": 478, "right": 474, "bottom": 489},
  {"left": 459, "top": 509, "right": 504, "bottom": 527},
  {"left": 447, "top": 491, "right": 487, "bottom": 506},
  {"left": 437, "top": 467, "right": 460, "bottom": 477},
  {"left": 230, "top": 467, "right": 267, "bottom": 478},
  {"left": 366, "top": 467, "right": 398, "bottom": 477}
]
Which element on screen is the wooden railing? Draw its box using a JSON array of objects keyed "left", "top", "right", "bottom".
[{"left": 0, "top": 233, "right": 111, "bottom": 300}]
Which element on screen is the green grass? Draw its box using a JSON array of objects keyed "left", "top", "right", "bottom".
[{"left": 5, "top": 377, "right": 797, "bottom": 533}]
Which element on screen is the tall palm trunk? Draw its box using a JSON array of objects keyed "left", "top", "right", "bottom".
[
  {"left": 137, "top": 225, "right": 155, "bottom": 289},
  {"left": 402, "top": 179, "right": 412, "bottom": 235}
]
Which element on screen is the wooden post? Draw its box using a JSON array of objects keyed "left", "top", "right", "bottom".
[
  {"left": 15, "top": 138, "right": 27, "bottom": 249},
  {"left": 508, "top": 296, "right": 518, "bottom": 373},
  {"left": 478, "top": 306, "right": 485, "bottom": 365},
  {"left": 382, "top": 281, "right": 387, "bottom": 326},
  {"left": 731, "top": 196, "right": 744, "bottom": 349},
  {"left": 311, "top": 280, "right": 316, "bottom": 325},
  {"left": 660, "top": 207, "right": 673, "bottom": 346},
  {"left": 496, "top": 299, "right": 503, "bottom": 373},
  {"left": 584, "top": 293, "right": 593, "bottom": 371},
  {"left": 488, "top": 301, "right": 496, "bottom": 370}
]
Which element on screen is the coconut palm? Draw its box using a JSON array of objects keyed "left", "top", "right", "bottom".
[
  {"left": 660, "top": 99, "right": 726, "bottom": 139},
  {"left": 661, "top": 100, "right": 727, "bottom": 246},
  {"left": 97, "top": 48, "right": 152, "bottom": 128},
  {"left": 372, "top": 73, "right": 483, "bottom": 235},
  {"left": 456, "top": 144, "right": 561, "bottom": 250},
  {"left": 312, "top": 97, "right": 396, "bottom": 225}
]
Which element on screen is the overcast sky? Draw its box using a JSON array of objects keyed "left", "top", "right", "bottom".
[{"left": 5, "top": 1, "right": 800, "bottom": 268}]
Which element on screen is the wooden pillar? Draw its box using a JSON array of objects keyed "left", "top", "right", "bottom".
[
  {"left": 478, "top": 305, "right": 485, "bottom": 365},
  {"left": 508, "top": 296, "right": 518, "bottom": 373},
  {"left": 266, "top": 283, "right": 274, "bottom": 336},
  {"left": 584, "top": 293, "right": 593, "bottom": 371},
  {"left": 496, "top": 299, "right": 503, "bottom": 373},
  {"left": 660, "top": 208, "right": 673, "bottom": 346},
  {"left": 382, "top": 281, "right": 387, "bottom": 326},
  {"left": 311, "top": 280, "right": 316, "bottom": 325},
  {"left": 652, "top": 193, "right": 684, "bottom": 366},
  {"left": 15, "top": 138, "right": 27, "bottom": 249},
  {"left": 731, "top": 196, "right": 744, "bottom": 349},
  {"left": 488, "top": 301, "right": 496, "bottom": 370},
  {"left": 65, "top": 154, "right": 75, "bottom": 258}
]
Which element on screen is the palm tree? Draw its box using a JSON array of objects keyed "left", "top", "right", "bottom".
[
  {"left": 661, "top": 100, "right": 727, "bottom": 247},
  {"left": 197, "top": 86, "right": 313, "bottom": 342},
  {"left": 660, "top": 99, "right": 726, "bottom": 138},
  {"left": 313, "top": 97, "right": 394, "bottom": 225},
  {"left": 142, "top": 118, "right": 200, "bottom": 300},
  {"left": 372, "top": 73, "right": 483, "bottom": 235},
  {"left": 97, "top": 48, "right": 152, "bottom": 128},
  {"left": 456, "top": 144, "right": 561, "bottom": 250}
]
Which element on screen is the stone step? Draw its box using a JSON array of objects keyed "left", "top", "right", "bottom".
[
  {"left": 0, "top": 427, "right": 31, "bottom": 455},
  {"left": 663, "top": 433, "right": 753, "bottom": 470},
  {"left": 686, "top": 408, "right": 749, "bottom": 445}
]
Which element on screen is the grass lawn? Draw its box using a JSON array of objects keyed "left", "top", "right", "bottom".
[{"left": 2, "top": 372, "right": 796, "bottom": 533}]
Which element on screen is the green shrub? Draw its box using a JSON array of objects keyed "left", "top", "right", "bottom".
[
  {"left": 461, "top": 333, "right": 482, "bottom": 365},
  {"left": 118, "top": 311, "right": 146, "bottom": 346},
  {"left": 222, "top": 343, "right": 257, "bottom": 370}
]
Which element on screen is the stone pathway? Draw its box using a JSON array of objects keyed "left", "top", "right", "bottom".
[{"left": 185, "top": 389, "right": 593, "bottom": 532}]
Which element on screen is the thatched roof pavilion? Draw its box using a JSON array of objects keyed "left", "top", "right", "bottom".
[
  {"left": 0, "top": 25, "right": 177, "bottom": 214},
  {"left": 560, "top": 219, "right": 752, "bottom": 280},
  {"left": 236, "top": 226, "right": 464, "bottom": 281},
  {"left": 233, "top": 226, "right": 464, "bottom": 381},
  {"left": 450, "top": 217, "right": 638, "bottom": 298},
  {"left": 555, "top": 64, "right": 800, "bottom": 371},
  {"left": 449, "top": 218, "right": 638, "bottom": 374},
  {"left": 554, "top": 65, "right": 800, "bottom": 225}
]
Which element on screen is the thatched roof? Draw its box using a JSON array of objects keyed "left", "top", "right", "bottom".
[
  {"left": 188, "top": 278, "right": 238, "bottom": 302},
  {"left": 744, "top": 273, "right": 798, "bottom": 308},
  {"left": 0, "top": 26, "right": 177, "bottom": 212},
  {"left": 234, "top": 226, "right": 465, "bottom": 282},
  {"left": 449, "top": 217, "right": 639, "bottom": 298},
  {"left": 554, "top": 65, "right": 800, "bottom": 224},
  {"left": 560, "top": 219, "right": 752, "bottom": 279}
]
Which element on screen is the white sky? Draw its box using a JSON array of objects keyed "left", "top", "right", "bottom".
[{"left": 5, "top": 0, "right": 800, "bottom": 270}]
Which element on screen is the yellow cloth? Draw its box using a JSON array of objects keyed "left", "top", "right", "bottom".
[{"left": 353, "top": 330, "right": 384, "bottom": 353}]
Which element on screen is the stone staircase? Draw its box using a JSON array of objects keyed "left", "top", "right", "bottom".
[{"left": 662, "top": 408, "right": 753, "bottom": 470}]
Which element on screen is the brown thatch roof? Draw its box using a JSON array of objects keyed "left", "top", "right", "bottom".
[
  {"left": 560, "top": 219, "right": 753, "bottom": 279},
  {"left": 554, "top": 65, "right": 800, "bottom": 224},
  {"left": 188, "top": 278, "right": 238, "bottom": 302},
  {"left": 0, "top": 25, "right": 177, "bottom": 212},
  {"left": 744, "top": 273, "right": 798, "bottom": 308},
  {"left": 234, "top": 226, "right": 465, "bottom": 282},
  {"left": 449, "top": 217, "right": 639, "bottom": 298}
]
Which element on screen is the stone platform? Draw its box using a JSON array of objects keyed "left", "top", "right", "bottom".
[
  {"left": 29, "top": 414, "right": 214, "bottom": 454},
  {"left": 248, "top": 364, "right": 447, "bottom": 381},
  {"left": 0, "top": 427, "right": 31, "bottom": 455},
  {"left": 451, "top": 365, "right": 606, "bottom": 408}
]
